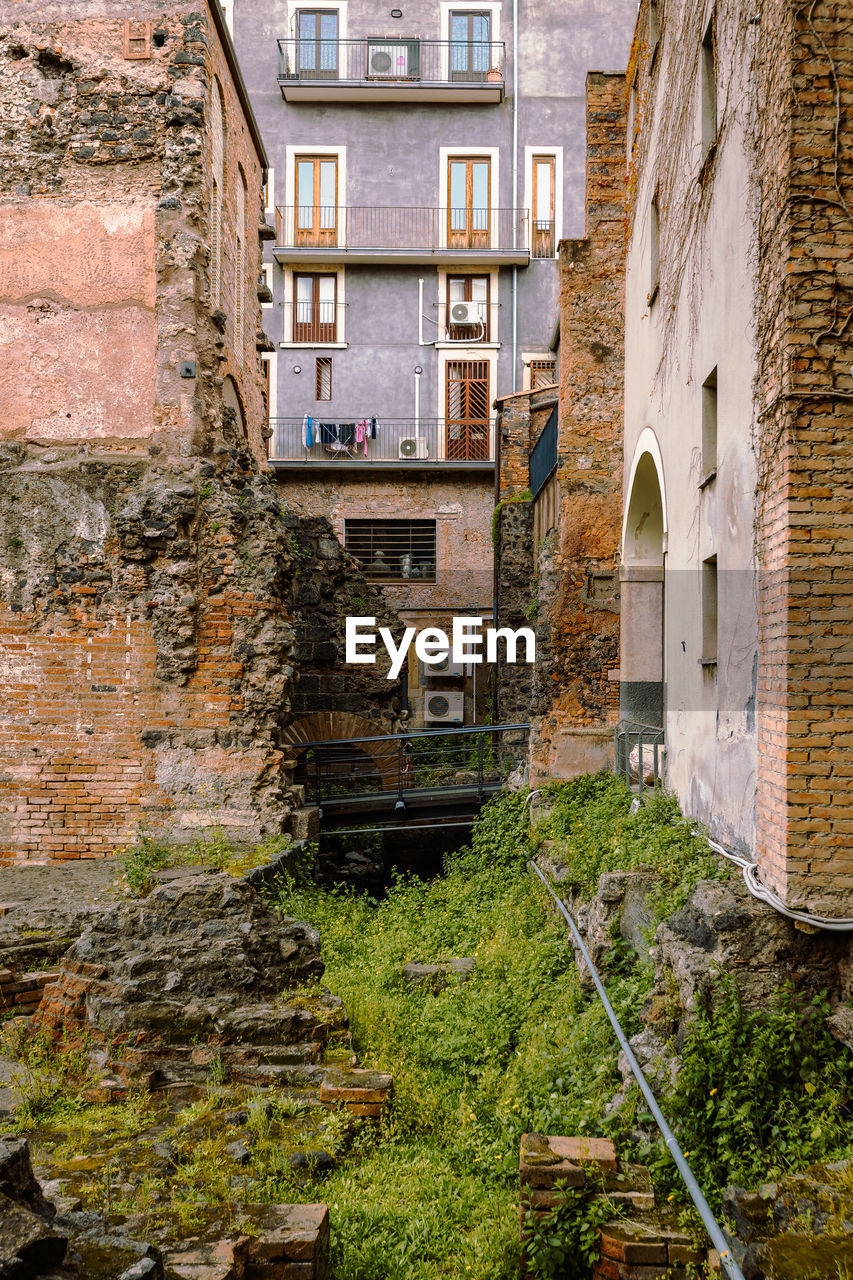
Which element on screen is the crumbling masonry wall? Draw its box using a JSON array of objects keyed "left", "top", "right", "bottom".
[
  {"left": 495, "top": 74, "right": 625, "bottom": 781},
  {"left": 0, "top": 2, "right": 293, "bottom": 858}
]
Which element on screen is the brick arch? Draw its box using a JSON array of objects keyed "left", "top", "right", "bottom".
[{"left": 281, "top": 713, "right": 398, "bottom": 790}]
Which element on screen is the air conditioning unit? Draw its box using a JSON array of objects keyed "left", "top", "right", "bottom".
[
  {"left": 399, "top": 437, "right": 429, "bottom": 459},
  {"left": 424, "top": 691, "right": 465, "bottom": 723},
  {"left": 367, "top": 40, "right": 418, "bottom": 77},
  {"left": 429, "top": 652, "right": 465, "bottom": 678},
  {"left": 449, "top": 300, "right": 484, "bottom": 326}
]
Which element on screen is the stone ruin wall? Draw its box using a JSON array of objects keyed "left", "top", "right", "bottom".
[
  {"left": 0, "top": 2, "right": 402, "bottom": 861},
  {"left": 495, "top": 73, "right": 625, "bottom": 782}
]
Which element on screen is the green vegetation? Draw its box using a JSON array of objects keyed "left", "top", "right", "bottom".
[
  {"left": 122, "top": 827, "right": 295, "bottom": 896},
  {"left": 491, "top": 490, "right": 532, "bottom": 553},
  {"left": 6, "top": 775, "right": 852, "bottom": 1278}
]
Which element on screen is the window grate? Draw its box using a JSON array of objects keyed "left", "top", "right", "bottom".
[
  {"left": 528, "top": 358, "right": 556, "bottom": 390},
  {"left": 316, "top": 356, "right": 332, "bottom": 401},
  {"left": 344, "top": 519, "right": 436, "bottom": 582}
]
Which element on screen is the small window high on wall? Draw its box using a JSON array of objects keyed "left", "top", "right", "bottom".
[
  {"left": 315, "top": 357, "right": 332, "bottom": 401},
  {"left": 344, "top": 520, "right": 437, "bottom": 582}
]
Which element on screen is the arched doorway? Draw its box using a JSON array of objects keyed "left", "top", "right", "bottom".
[{"left": 620, "top": 437, "right": 667, "bottom": 730}]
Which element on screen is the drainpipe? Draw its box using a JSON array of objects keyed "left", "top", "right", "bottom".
[
  {"left": 511, "top": 0, "right": 519, "bottom": 392},
  {"left": 418, "top": 276, "right": 425, "bottom": 346},
  {"left": 413, "top": 366, "right": 422, "bottom": 440}
]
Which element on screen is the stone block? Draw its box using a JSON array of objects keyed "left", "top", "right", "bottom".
[
  {"left": 319, "top": 1066, "right": 392, "bottom": 1105},
  {"left": 599, "top": 1221, "right": 668, "bottom": 1265}
]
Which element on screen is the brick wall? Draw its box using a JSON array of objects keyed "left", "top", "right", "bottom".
[
  {"left": 753, "top": 0, "right": 853, "bottom": 912},
  {"left": 0, "top": 3, "right": 304, "bottom": 860}
]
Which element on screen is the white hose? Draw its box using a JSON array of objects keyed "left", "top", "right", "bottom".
[{"left": 698, "top": 832, "right": 853, "bottom": 932}]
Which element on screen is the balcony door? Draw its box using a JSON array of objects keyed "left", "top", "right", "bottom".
[
  {"left": 295, "top": 155, "right": 338, "bottom": 247},
  {"left": 449, "top": 11, "right": 491, "bottom": 81},
  {"left": 447, "top": 274, "right": 489, "bottom": 341},
  {"left": 294, "top": 272, "right": 336, "bottom": 343},
  {"left": 532, "top": 154, "right": 555, "bottom": 257},
  {"left": 296, "top": 10, "right": 339, "bottom": 79},
  {"left": 448, "top": 156, "right": 490, "bottom": 249},
  {"left": 445, "top": 359, "right": 490, "bottom": 460}
]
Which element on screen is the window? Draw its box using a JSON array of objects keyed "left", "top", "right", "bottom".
[
  {"left": 261, "top": 263, "right": 274, "bottom": 310},
  {"left": 344, "top": 520, "right": 437, "bottom": 582},
  {"left": 531, "top": 155, "right": 555, "bottom": 257},
  {"left": 235, "top": 168, "right": 247, "bottom": 354},
  {"left": 295, "top": 154, "right": 338, "bottom": 246},
  {"left": 262, "top": 168, "right": 275, "bottom": 219},
  {"left": 210, "top": 79, "right": 224, "bottom": 310},
  {"left": 296, "top": 10, "right": 339, "bottom": 78},
  {"left": 445, "top": 358, "right": 490, "bottom": 460},
  {"left": 701, "top": 555, "right": 718, "bottom": 664},
  {"left": 294, "top": 272, "right": 337, "bottom": 343},
  {"left": 528, "top": 358, "right": 557, "bottom": 390},
  {"left": 448, "top": 156, "right": 490, "bottom": 249},
  {"left": 701, "top": 367, "right": 717, "bottom": 483},
  {"left": 701, "top": 15, "right": 717, "bottom": 154},
  {"left": 316, "top": 356, "right": 332, "bottom": 400},
  {"left": 649, "top": 189, "right": 660, "bottom": 303},
  {"left": 447, "top": 275, "right": 489, "bottom": 341},
  {"left": 449, "top": 11, "right": 491, "bottom": 80}
]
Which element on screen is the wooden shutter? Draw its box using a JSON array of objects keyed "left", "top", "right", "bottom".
[{"left": 445, "top": 359, "right": 489, "bottom": 460}]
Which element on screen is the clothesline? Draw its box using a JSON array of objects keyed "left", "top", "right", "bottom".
[{"left": 301, "top": 415, "right": 380, "bottom": 456}]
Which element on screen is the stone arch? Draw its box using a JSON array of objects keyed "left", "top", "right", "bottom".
[
  {"left": 620, "top": 434, "right": 666, "bottom": 728},
  {"left": 622, "top": 429, "right": 667, "bottom": 566},
  {"left": 281, "top": 712, "right": 399, "bottom": 790}
]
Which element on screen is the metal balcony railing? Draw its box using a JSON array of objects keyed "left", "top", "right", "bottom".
[
  {"left": 267, "top": 418, "right": 494, "bottom": 464},
  {"left": 275, "top": 206, "right": 528, "bottom": 254},
  {"left": 277, "top": 38, "right": 506, "bottom": 88}
]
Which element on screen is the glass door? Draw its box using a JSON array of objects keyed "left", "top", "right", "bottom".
[
  {"left": 449, "top": 11, "right": 491, "bottom": 81},
  {"left": 448, "top": 157, "right": 490, "bottom": 249},
  {"left": 532, "top": 155, "right": 555, "bottom": 257},
  {"left": 297, "top": 10, "right": 339, "bottom": 79},
  {"left": 295, "top": 155, "right": 338, "bottom": 247}
]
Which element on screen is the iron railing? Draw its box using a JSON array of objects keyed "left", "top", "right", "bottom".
[
  {"left": 614, "top": 719, "right": 665, "bottom": 795},
  {"left": 529, "top": 404, "right": 558, "bottom": 498},
  {"left": 275, "top": 205, "right": 528, "bottom": 254},
  {"left": 268, "top": 418, "right": 494, "bottom": 464},
  {"left": 277, "top": 37, "right": 506, "bottom": 87},
  {"left": 300, "top": 723, "right": 530, "bottom": 809}
]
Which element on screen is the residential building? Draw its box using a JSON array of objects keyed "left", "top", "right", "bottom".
[
  {"left": 231, "top": 0, "right": 636, "bottom": 725},
  {"left": 620, "top": 0, "right": 853, "bottom": 914}
]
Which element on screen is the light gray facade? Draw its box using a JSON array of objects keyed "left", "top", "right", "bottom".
[{"left": 231, "top": 0, "right": 636, "bottom": 448}]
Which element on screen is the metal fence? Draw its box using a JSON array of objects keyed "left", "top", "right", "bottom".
[
  {"left": 277, "top": 37, "right": 506, "bottom": 86},
  {"left": 301, "top": 723, "right": 530, "bottom": 809},
  {"left": 613, "top": 719, "right": 665, "bottom": 795},
  {"left": 268, "top": 418, "right": 494, "bottom": 464},
  {"left": 274, "top": 205, "right": 528, "bottom": 254},
  {"left": 529, "top": 404, "right": 558, "bottom": 498}
]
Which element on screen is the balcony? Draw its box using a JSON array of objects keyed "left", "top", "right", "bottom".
[
  {"left": 277, "top": 38, "right": 506, "bottom": 103},
  {"left": 273, "top": 206, "right": 530, "bottom": 266},
  {"left": 267, "top": 418, "right": 495, "bottom": 470}
]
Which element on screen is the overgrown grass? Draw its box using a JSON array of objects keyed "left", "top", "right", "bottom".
[{"left": 8, "top": 776, "right": 852, "bottom": 1277}]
